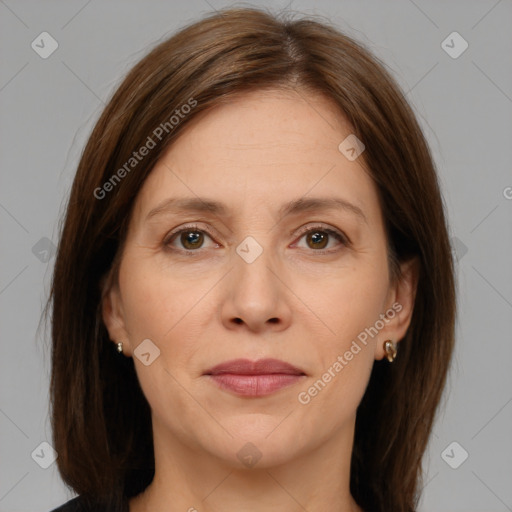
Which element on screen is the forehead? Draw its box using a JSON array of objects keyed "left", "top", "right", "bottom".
[
  {"left": 173, "top": 88, "right": 354, "bottom": 158},
  {"left": 132, "top": 88, "right": 381, "bottom": 225}
]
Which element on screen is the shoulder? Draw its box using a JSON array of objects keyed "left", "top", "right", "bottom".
[
  {"left": 49, "top": 495, "right": 111, "bottom": 512},
  {"left": 50, "top": 496, "right": 84, "bottom": 512}
]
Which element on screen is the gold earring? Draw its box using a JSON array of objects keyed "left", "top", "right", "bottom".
[
  {"left": 383, "top": 340, "right": 397, "bottom": 362},
  {"left": 117, "top": 342, "right": 123, "bottom": 354}
]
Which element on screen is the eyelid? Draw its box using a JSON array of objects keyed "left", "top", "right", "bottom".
[
  {"left": 290, "top": 223, "right": 350, "bottom": 255},
  {"left": 293, "top": 223, "right": 350, "bottom": 245},
  {"left": 164, "top": 223, "right": 218, "bottom": 246}
]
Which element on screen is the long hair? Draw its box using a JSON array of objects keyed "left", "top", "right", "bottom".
[{"left": 48, "top": 7, "right": 456, "bottom": 511}]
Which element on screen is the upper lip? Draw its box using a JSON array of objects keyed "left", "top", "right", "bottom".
[{"left": 204, "top": 358, "right": 306, "bottom": 376}]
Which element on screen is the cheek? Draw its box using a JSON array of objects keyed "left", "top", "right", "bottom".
[
  {"left": 295, "top": 290, "right": 380, "bottom": 435},
  {"left": 294, "top": 263, "right": 388, "bottom": 410},
  {"left": 310, "top": 260, "right": 389, "bottom": 346},
  {"left": 118, "top": 262, "right": 209, "bottom": 434},
  {"left": 119, "top": 255, "right": 192, "bottom": 340},
  {"left": 118, "top": 256, "right": 210, "bottom": 375}
]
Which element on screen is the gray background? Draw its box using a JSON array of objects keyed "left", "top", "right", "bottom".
[{"left": 1, "top": 0, "right": 511, "bottom": 511}]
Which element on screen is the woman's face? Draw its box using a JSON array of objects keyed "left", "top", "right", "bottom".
[{"left": 103, "top": 88, "right": 416, "bottom": 469}]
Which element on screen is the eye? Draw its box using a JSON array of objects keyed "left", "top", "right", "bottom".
[
  {"left": 164, "top": 224, "right": 218, "bottom": 252},
  {"left": 164, "top": 223, "right": 349, "bottom": 255},
  {"left": 293, "top": 225, "right": 348, "bottom": 253}
]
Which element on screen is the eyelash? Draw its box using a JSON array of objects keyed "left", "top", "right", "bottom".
[
  {"left": 163, "top": 223, "right": 349, "bottom": 256},
  {"left": 294, "top": 225, "right": 349, "bottom": 254}
]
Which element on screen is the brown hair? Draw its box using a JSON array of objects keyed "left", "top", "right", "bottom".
[{"left": 48, "top": 7, "right": 456, "bottom": 512}]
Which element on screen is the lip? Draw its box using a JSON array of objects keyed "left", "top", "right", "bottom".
[{"left": 204, "top": 358, "right": 306, "bottom": 397}]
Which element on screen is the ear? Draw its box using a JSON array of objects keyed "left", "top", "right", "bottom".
[
  {"left": 101, "top": 275, "right": 133, "bottom": 357},
  {"left": 375, "top": 257, "right": 419, "bottom": 360}
]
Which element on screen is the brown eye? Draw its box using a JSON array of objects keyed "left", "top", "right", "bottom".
[
  {"left": 305, "top": 230, "right": 329, "bottom": 250},
  {"left": 295, "top": 226, "right": 348, "bottom": 253},
  {"left": 165, "top": 225, "right": 217, "bottom": 252},
  {"left": 179, "top": 230, "right": 205, "bottom": 250}
]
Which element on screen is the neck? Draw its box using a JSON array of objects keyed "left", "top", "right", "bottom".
[{"left": 130, "top": 416, "right": 363, "bottom": 512}]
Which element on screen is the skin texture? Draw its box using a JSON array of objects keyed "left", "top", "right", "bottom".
[{"left": 102, "top": 88, "right": 418, "bottom": 512}]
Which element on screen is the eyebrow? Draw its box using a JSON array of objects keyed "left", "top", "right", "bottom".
[{"left": 145, "top": 196, "right": 368, "bottom": 224}]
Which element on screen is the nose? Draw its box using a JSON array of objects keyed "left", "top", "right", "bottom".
[{"left": 220, "top": 244, "right": 293, "bottom": 334}]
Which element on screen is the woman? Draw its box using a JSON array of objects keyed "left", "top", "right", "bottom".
[{"left": 48, "top": 7, "right": 455, "bottom": 512}]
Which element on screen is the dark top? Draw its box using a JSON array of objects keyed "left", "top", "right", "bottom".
[{"left": 50, "top": 495, "right": 128, "bottom": 512}]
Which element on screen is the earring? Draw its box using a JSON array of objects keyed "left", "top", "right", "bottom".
[
  {"left": 383, "top": 340, "right": 397, "bottom": 362},
  {"left": 117, "top": 342, "right": 123, "bottom": 354}
]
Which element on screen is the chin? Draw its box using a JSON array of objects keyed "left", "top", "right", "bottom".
[{"left": 205, "top": 421, "right": 309, "bottom": 470}]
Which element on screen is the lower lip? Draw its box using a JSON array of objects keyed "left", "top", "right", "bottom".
[{"left": 207, "top": 374, "right": 304, "bottom": 397}]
